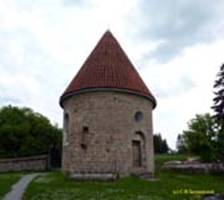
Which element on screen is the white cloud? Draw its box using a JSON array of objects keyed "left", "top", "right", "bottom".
[
  {"left": 0, "top": 0, "right": 138, "bottom": 126},
  {"left": 0, "top": 0, "right": 224, "bottom": 149},
  {"left": 140, "top": 39, "right": 224, "bottom": 148},
  {"left": 134, "top": 0, "right": 224, "bottom": 62}
]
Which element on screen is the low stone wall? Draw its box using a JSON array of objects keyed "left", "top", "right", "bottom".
[
  {"left": 163, "top": 162, "right": 224, "bottom": 174},
  {"left": 0, "top": 155, "right": 48, "bottom": 172}
]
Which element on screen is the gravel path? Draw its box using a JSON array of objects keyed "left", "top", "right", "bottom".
[{"left": 3, "top": 173, "right": 40, "bottom": 200}]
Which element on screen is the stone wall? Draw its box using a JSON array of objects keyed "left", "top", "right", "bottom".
[
  {"left": 163, "top": 162, "right": 224, "bottom": 174},
  {"left": 0, "top": 155, "right": 48, "bottom": 172},
  {"left": 62, "top": 91, "right": 154, "bottom": 178}
]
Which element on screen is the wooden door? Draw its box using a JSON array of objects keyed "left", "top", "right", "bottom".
[{"left": 132, "top": 140, "right": 142, "bottom": 167}]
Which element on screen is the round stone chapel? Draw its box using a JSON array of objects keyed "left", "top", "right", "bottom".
[{"left": 59, "top": 31, "right": 156, "bottom": 180}]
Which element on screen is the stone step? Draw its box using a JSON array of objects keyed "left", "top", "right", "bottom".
[
  {"left": 136, "top": 172, "right": 154, "bottom": 180},
  {"left": 70, "top": 173, "right": 118, "bottom": 181}
]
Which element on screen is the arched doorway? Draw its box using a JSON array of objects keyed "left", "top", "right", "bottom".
[{"left": 132, "top": 131, "right": 146, "bottom": 168}]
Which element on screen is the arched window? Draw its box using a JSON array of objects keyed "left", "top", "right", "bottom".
[{"left": 63, "top": 112, "right": 69, "bottom": 146}]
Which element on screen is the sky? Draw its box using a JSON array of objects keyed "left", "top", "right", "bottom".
[{"left": 1, "top": 0, "right": 224, "bottom": 149}]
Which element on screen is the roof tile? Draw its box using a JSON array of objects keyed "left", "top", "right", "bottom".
[{"left": 60, "top": 31, "right": 156, "bottom": 107}]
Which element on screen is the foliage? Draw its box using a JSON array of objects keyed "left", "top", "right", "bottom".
[
  {"left": 212, "top": 63, "right": 224, "bottom": 129},
  {"left": 212, "top": 63, "right": 224, "bottom": 161},
  {"left": 176, "top": 114, "right": 218, "bottom": 161},
  {"left": 24, "top": 156, "right": 224, "bottom": 200},
  {"left": 176, "top": 134, "right": 187, "bottom": 153},
  {"left": 153, "top": 133, "right": 169, "bottom": 154},
  {"left": 0, "top": 105, "right": 62, "bottom": 158}
]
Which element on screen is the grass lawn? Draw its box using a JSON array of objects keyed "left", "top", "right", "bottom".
[
  {"left": 0, "top": 172, "right": 22, "bottom": 199},
  {"left": 23, "top": 154, "right": 224, "bottom": 200}
]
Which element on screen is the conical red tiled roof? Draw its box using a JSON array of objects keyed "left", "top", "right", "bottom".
[{"left": 60, "top": 31, "right": 156, "bottom": 108}]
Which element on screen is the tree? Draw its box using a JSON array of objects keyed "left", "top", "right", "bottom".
[
  {"left": 0, "top": 105, "right": 62, "bottom": 159},
  {"left": 161, "top": 139, "right": 169, "bottom": 154},
  {"left": 177, "top": 113, "right": 218, "bottom": 161},
  {"left": 153, "top": 133, "right": 169, "bottom": 154},
  {"left": 212, "top": 63, "right": 224, "bottom": 161},
  {"left": 212, "top": 64, "right": 224, "bottom": 130},
  {"left": 176, "top": 134, "right": 187, "bottom": 153}
]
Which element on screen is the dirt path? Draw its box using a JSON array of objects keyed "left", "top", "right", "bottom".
[{"left": 3, "top": 173, "right": 41, "bottom": 200}]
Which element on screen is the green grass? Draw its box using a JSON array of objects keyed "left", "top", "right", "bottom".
[
  {"left": 0, "top": 172, "right": 22, "bottom": 199},
  {"left": 23, "top": 154, "right": 224, "bottom": 200}
]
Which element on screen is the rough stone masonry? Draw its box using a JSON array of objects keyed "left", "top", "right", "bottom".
[{"left": 59, "top": 31, "right": 157, "bottom": 180}]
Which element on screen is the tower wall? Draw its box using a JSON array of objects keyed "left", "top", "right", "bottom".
[{"left": 62, "top": 91, "right": 154, "bottom": 177}]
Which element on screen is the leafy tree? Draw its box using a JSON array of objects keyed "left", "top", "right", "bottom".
[
  {"left": 161, "top": 139, "right": 169, "bottom": 154},
  {"left": 153, "top": 133, "right": 169, "bottom": 154},
  {"left": 0, "top": 105, "right": 62, "bottom": 159},
  {"left": 212, "top": 63, "right": 224, "bottom": 161},
  {"left": 177, "top": 113, "right": 218, "bottom": 161},
  {"left": 176, "top": 134, "right": 187, "bottom": 153}
]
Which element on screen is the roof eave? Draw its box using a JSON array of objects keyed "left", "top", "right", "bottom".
[{"left": 59, "top": 87, "right": 157, "bottom": 109}]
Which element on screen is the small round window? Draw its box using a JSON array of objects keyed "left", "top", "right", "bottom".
[{"left": 134, "top": 111, "right": 143, "bottom": 122}]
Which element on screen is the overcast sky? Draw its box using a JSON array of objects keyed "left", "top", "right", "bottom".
[{"left": 1, "top": 0, "right": 224, "bottom": 149}]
